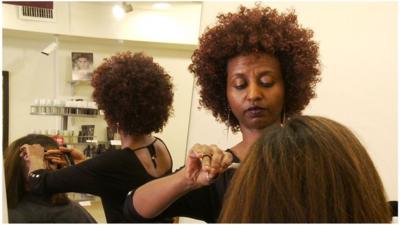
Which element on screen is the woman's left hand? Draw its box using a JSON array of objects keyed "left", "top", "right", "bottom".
[{"left": 45, "top": 146, "right": 86, "bottom": 165}]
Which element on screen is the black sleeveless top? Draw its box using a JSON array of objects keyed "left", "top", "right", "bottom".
[{"left": 28, "top": 137, "right": 173, "bottom": 223}]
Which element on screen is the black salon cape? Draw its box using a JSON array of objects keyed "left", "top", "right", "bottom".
[{"left": 8, "top": 193, "right": 96, "bottom": 223}]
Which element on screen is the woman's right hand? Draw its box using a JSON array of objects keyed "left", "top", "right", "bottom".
[
  {"left": 130, "top": 144, "right": 233, "bottom": 219},
  {"left": 45, "top": 146, "right": 86, "bottom": 166},
  {"left": 184, "top": 144, "right": 233, "bottom": 188}
]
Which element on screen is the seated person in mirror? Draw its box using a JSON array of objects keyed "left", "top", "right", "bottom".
[{"left": 4, "top": 134, "right": 96, "bottom": 223}]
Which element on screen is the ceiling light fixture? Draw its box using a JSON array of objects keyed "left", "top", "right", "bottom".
[
  {"left": 112, "top": 2, "right": 133, "bottom": 20},
  {"left": 112, "top": 4, "right": 124, "bottom": 20},
  {"left": 152, "top": 2, "right": 171, "bottom": 10}
]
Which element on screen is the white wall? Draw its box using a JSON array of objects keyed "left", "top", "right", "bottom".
[
  {"left": 69, "top": 2, "right": 201, "bottom": 45},
  {"left": 2, "top": 1, "right": 397, "bottom": 223},
  {"left": 2, "top": 2, "right": 70, "bottom": 34},
  {"left": 3, "top": 2, "right": 201, "bottom": 45},
  {"left": 184, "top": 2, "right": 397, "bottom": 222}
]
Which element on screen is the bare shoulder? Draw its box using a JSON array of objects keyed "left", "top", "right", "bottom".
[{"left": 154, "top": 138, "right": 172, "bottom": 167}]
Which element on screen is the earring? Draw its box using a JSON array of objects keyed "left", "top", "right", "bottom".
[
  {"left": 280, "top": 107, "right": 286, "bottom": 127},
  {"left": 226, "top": 106, "right": 230, "bottom": 142},
  {"left": 114, "top": 122, "right": 121, "bottom": 141}
]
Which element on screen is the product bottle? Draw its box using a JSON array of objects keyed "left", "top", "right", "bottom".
[
  {"left": 97, "top": 144, "right": 106, "bottom": 155},
  {"left": 83, "top": 145, "right": 92, "bottom": 158},
  {"left": 31, "top": 99, "right": 39, "bottom": 113},
  {"left": 39, "top": 99, "right": 46, "bottom": 113},
  {"left": 52, "top": 131, "right": 65, "bottom": 146},
  {"left": 45, "top": 99, "right": 52, "bottom": 114},
  {"left": 63, "top": 130, "right": 70, "bottom": 144},
  {"left": 78, "top": 131, "right": 83, "bottom": 143},
  {"left": 71, "top": 130, "right": 78, "bottom": 144},
  {"left": 52, "top": 99, "right": 60, "bottom": 114}
]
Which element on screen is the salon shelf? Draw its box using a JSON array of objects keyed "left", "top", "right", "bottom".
[
  {"left": 69, "top": 80, "right": 91, "bottom": 86},
  {"left": 65, "top": 140, "right": 121, "bottom": 146},
  {"left": 30, "top": 112, "right": 99, "bottom": 118},
  {"left": 30, "top": 105, "right": 102, "bottom": 131},
  {"left": 64, "top": 140, "right": 108, "bottom": 145}
]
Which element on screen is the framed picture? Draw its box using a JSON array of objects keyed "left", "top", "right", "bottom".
[{"left": 71, "top": 52, "right": 93, "bottom": 81}]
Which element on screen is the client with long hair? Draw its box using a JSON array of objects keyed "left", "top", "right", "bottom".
[{"left": 219, "top": 115, "right": 391, "bottom": 223}]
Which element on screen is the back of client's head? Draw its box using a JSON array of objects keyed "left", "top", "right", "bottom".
[
  {"left": 4, "top": 134, "right": 69, "bottom": 208},
  {"left": 219, "top": 115, "right": 391, "bottom": 223},
  {"left": 91, "top": 51, "right": 174, "bottom": 136}
]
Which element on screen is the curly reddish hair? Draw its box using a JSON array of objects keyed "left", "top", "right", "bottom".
[
  {"left": 91, "top": 52, "right": 174, "bottom": 135},
  {"left": 189, "top": 5, "right": 321, "bottom": 132}
]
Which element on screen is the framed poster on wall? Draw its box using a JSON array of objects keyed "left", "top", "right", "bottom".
[{"left": 71, "top": 52, "right": 93, "bottom": 81}]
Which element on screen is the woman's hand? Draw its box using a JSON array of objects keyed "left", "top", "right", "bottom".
[
  {"left": 184, "top": 144, "right": 233, "bottom": 188},
  {"left": 45, "top": 146, "right": 86, "bottom": 165},
  {"left": 131, "top": 144, "right": 234, "bottom": 219},
  {"left": 19, "top": 144, "right": 46, "bottom": 173}
]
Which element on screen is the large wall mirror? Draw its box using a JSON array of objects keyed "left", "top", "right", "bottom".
[
  {"left": 3, "top": 1, "right": 397, "bottom": 224},
  {"left": 3, "top": 1, "right": 202, "bottom": 223}
]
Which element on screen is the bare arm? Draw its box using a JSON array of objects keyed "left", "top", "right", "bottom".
[
  {"left": 131, "top": 144, "right": 233, "bottom": 218},
  {"left": 133, "top": 169, "right": 193, "bottom": 217}
]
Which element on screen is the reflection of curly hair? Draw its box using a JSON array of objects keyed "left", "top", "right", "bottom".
[
  {"left": 189, "top": 5, "right": 321, "bottom": 132},
  {"left": 92, "top": 52, "right": 174, "bottom": 135}
]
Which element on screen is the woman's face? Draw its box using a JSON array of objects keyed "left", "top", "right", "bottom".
[{"left": 226, "top": 53, "right": 285, "bottom": 131}]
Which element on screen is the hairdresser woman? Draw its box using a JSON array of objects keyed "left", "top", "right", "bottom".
[
  {"left": 124, "top": 5, "right": 321, "bottom": 222},
  {"left": 21, "top": 52, "right": 174, "bottom": 223}
]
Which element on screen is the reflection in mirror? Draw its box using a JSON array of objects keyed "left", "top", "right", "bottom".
[{"left": 2, "top": 1, "right": 202, "bottom": 223}]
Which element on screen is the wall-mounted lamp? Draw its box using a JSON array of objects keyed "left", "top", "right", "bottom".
[
  {"left": 122, "top": 2, "right": 133, "bottom": 13},
  {"left": 113, "top": 2, "right": 133, "bottom": 20},
  {"left": 41, "top": 41, "right": 58, "bottom": 55}
]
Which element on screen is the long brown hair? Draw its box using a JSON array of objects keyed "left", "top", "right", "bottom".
[
  {"left": 219, "top": 115, "right": 391, "bottom": 223},
  {"left": 4, "top": 134, "right": 69, "bottom": 208}
]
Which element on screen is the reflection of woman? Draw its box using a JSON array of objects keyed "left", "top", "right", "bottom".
[
  {"left": 5, "top": 134, "right": 96, "bottom": 223},
  {"left": 124, "top": 5, "right": 321, "bottom": 222},
  {"left": 220, "top": 115, "right": 391, "bottom": 223},
  {"left": 72, "top": 53, "right": 93, "bottom": 80},
  {"left": 22, "top": 52, "right": 175, "bottom": 222}
]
